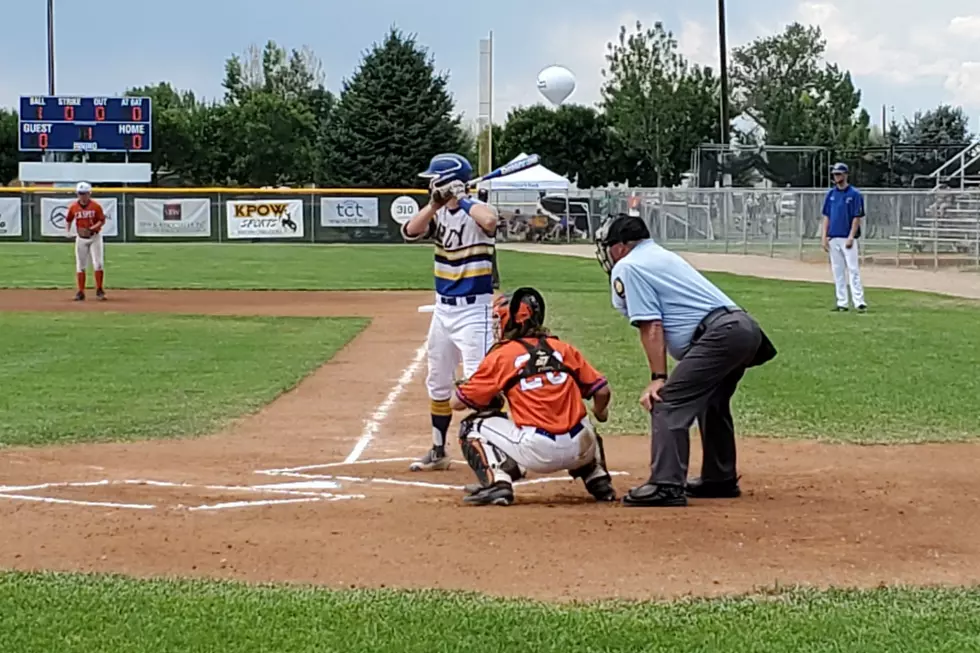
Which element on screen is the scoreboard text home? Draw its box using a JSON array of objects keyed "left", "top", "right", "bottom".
[{"left": 19, "top": 96, "right": 153, "bottom": 153}]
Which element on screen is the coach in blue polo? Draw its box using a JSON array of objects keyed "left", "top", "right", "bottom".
[
  {"left": 595, "top": 214, "right": 776, "bottom": 507},
  {"left": 822, "top": 163, "right": 867, "bottom": 312}
]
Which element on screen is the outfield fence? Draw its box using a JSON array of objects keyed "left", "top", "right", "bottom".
[
  {"left": 2, "top": 185, "right": 978, "bottom": 270},
  {"left": 0, "top": 187, "right": 428, "bottom": 244}
]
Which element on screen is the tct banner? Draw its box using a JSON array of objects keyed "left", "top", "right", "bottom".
[
  {"left": 226, "top": 199, "right": 304, "bottom": 239},
  {"left": 40, "top": 197, "right": 119, "bottom": 237},
  {"left": 0, "top": 198, "right": 23, "bottom": 237},
  {"left": 320, "top": 197, "right": 379, "bottom": 227},
  {"left": 134, "top": 198, "right": 212, "bottom": 237}
]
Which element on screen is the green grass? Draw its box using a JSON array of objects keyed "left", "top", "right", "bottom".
[
  {"left": 0, "top": 312, "right": 366, "bottom": 446},
  {"left": 3, "top": 242, "right": 979, "bottom": 443},
  {"left": 0, "top": 243, "right": 597, "bottom": 291},
  {"left": 2, "top": 573, "right": 980, "bottom": 653}
]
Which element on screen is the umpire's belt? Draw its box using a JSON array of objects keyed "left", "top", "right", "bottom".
[
  {"left": 535, "top": 422, "right": 584, "bottom": 440},
  {"left": 692, "top": 306, "right": 743, "bottom": 342},
  {"left": 439, "top": 295, "right": 478, "bottom": 306}
]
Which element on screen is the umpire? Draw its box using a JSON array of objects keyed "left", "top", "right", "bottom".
[{"left": 595, "top": 214, "right": 777, "bottom": 507}]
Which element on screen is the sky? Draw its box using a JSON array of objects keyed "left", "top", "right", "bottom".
[{"left": 2, "top": 0, "right": 979, "bottom": 134}]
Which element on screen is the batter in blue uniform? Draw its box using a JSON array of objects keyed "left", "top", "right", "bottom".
[{"left": 595, "top": 214, "right": 777, "bottom": 507}]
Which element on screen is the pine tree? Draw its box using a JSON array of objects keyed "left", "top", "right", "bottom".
[{"left": 320, "top": 28, "right": 465, "bottom": 187}]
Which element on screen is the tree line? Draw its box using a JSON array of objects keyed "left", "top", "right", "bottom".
[{"left": 0, "top": 22, "right": 974, "bottom": 189}]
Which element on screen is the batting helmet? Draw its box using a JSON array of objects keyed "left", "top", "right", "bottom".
[{"left": 419, "top": 153, "right": 473, "bottom": 187}]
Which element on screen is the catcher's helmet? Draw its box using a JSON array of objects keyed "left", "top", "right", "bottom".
[
  {"left": 419, "top": 153, "right": 473, "bottom": 187},
  {"left": 493, "top": 287, "right": 546, "bottom": 340}
]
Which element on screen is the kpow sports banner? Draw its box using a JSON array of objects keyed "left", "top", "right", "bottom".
[
  {"left": 134, "top": 198, "right": 212, "bottom": 237},
  {"left": 226, "top": 199, "right": 304, "bottom": 239}
]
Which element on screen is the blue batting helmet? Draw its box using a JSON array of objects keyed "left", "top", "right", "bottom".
[
  {"left": 419, "top": 153, "right": 473, "bottom": 186},
  {"left": 831, "top": 162, "right": 849, "bottom": 174}
]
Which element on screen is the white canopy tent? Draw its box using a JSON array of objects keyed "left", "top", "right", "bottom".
[{"left": 478, "top": 153, "right": 570, "bottom": 191}]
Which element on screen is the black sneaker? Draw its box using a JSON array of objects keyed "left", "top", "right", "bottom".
[
  {"left": 96, "top": 289, "right": 107, "bottom": 301},
  {"left": 622, "top": 483, "right": 687, "bottom": 507},
  {"left": 73, "top": 291, "right": 85, "bottom": 301},
  {"left": 832, "top": 306, "right": 848, "bottom": 312},
  {"left": 856, "top": 304, "right": 867, "bottom": 313},
  {"left": 685, "top": 476, "right": 741, "bottom": 498}
]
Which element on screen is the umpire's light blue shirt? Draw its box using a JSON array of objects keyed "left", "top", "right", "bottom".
[
  {"left": 611, "top": 240, "right": 736, "bottom": 360},
  {"left": 823, "top": 185, "right": 865, "bottom": 238}
]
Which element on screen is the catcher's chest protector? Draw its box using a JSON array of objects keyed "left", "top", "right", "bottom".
[{"left": 502, "top": 337, "right": 580, "bottom": 393}]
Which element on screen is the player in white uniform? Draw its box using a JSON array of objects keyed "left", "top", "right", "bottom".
[{"left": 402, "top": 153, "right": 499, "bottom": 472}]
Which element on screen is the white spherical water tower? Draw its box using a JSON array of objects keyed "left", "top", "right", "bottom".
[{"left": 536, "top": 65, "right": 576, "bottom": 106}]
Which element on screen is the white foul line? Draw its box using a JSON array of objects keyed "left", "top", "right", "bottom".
[{"left": 343, "top": 343, "right": 426, "bottom": 465}]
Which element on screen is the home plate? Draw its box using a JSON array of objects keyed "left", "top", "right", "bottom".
[{"left": 251, "top": 480, "right": 342, "bottom": 491}]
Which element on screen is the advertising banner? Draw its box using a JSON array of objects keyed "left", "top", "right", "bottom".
[
  {"left": 226, "top": 199, "right": 305, "bottom": 239},
  {"left": 388, "top": 195, "right": 420, "bottom": 225},
  {"left": 320, "top": 197, "right": 379, "bottom": 227},
  {"left": 0, "top": 198, "right": 23, "bottom": 237},
  {"left": 133, "top": 198, "right": 212, "bottom": 237},
  {"left": 40, "top": 197, "right": 119, "bottom": 237}
]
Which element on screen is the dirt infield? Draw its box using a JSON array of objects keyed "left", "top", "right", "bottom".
[{"left": 2, "top": 288, "right": 980, "bottom": 601}]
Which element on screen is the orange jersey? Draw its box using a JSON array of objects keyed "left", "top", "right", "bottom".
[
  {"left": 67, "top": 200, "right": 106, "bottom": 233},
  {"left": 456, "top": 336, "right": 608, "bottom": 434}
]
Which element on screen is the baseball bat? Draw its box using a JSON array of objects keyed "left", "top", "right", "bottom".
[{"left": 466, "top": 154, "right": 540, "bottom": 189}]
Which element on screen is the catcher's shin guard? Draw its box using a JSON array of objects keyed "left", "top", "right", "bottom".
[
  {"left": 570, "top": 434, "right": 616, "bottom": 501},
  {"left": 459, "top": 418, "right": 519, "bottom": 489}
]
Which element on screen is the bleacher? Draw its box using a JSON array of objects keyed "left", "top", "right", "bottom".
[{"left": 896, "top": 141, "right": 980, "bottom": 256}]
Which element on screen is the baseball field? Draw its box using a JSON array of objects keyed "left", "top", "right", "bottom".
[{"left": 2, "top": 242, "right": 980, "bottom": 651}]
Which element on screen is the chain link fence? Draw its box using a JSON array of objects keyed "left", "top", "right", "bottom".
[{"left": 489, "top": 187, "right": 980, "bottom": 271}]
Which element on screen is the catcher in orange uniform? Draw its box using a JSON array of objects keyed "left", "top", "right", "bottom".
[
  {"left": 450, "top": 287, "right": 616, "bottom": 506},
  {"left": 65, "top": 182, "right": 107, "bottom": 301}
]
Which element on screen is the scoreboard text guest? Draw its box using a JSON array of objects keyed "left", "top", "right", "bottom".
[{"left": 18, "top": 96, "right": 153, "bottom": 153}]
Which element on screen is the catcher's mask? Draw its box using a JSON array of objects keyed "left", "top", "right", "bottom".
[
  {"left": 594, "top": 213, "right": 650, "bottom": 275},
  {"left": 493, "top": 287, "right": 546, "bottom": 340}
]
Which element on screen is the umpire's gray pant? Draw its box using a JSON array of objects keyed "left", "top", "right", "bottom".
[{"left": 650, "top": 309, "right": 763, "bottom": 486}]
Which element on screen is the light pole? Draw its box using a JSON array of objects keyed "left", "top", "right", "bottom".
[
  {"left": 717, "top": 0, "right": 730, "bottom": 146},
  {"left": 47, "top": 0, "right": 56, "bottom": 94}
]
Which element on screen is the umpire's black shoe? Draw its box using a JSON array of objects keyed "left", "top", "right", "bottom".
[
  {"left": 685, "top": 476, "right": 741, "bottom": 498},
  {"left": 622, "top": 483, "right": 687, "bottom": 507}
]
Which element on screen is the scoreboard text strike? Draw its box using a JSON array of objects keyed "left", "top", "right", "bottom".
[{"left": 18, "top": 96, "right": 153, "bottom": 153}]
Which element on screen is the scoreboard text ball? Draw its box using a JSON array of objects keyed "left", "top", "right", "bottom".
[{"left": 18, "top": 96, "right": 153, "bottom": 153}]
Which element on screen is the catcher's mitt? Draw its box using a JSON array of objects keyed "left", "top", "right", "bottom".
[{"left": 77, "top": 227, "right": 94, "bottom": 239}]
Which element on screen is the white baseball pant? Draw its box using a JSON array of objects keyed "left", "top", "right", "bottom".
[
  {"left": 828, "top": 237, "right": 865, "bottom": 308},
  {"left": 75, "top": 233, "right": 105, "bottom": 272},
  {"left": 425, "top": 295, "right": 494, "bottom": 401},
  {"left": 466, "top": 415, "right": 599, "bottom": 485}
]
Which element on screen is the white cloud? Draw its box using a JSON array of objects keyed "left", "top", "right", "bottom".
[{"left": 794, "top": 1, "right": 980, "bottom": 108}]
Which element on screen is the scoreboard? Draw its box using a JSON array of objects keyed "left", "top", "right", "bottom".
[{"left": 19, "top": 96, "right": 153, "bottom": 153}]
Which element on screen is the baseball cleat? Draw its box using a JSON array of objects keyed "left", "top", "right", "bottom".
[
  {"left": 832, "top": 306, "right": 848, "bottom": 312},
  {"left": 856, "top": 304, "right": 867, "bottom": 313},
  {"left": 685, "top": 476, "right": 741, "bottom": 498},
  {"left": 96, "top": 289, "right": 107, "bottom": 301},
  {"left": 463, "top": 482, "right": 484, "bottom": 494},
  {"left": 622, "top": 483, "right": 687, "bottom": 507},
  {"left": 73, "top": 291, "right": 85, "bottom": 301},
  {"left": 408, "top": 447, "right": 451, "bottom": 472},
  {"left": 463, "top": 481, "right": 513, "bottom": 506},
  {"left": 585, "top": 476, "right": 617, "bottom": 502}
]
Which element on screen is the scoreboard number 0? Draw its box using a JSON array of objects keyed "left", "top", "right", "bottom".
[
  {"left": 130, "top": 133, "right": 143, "bottom": 150},
  {"left": 39, "top": 133, "right": 49, "bottom": 149},
  {"left": 132, "top": 106, "right": 142, "bottom": 121},
  {"left": 95, "top": 106, "right": 105, "bottom": 121},
  {"left": 64, "top": 105, "right": 75, "bottom": 121}
]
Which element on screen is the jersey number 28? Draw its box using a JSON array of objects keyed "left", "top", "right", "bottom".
[{"left": 513, "top": 352, "right": 568, "bottom": 391}]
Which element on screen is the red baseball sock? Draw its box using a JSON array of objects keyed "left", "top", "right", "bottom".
[
  {"left": 95, "top": 270, "right": 104, "bottom": 291},
  {"left": 76, "top": 271, "right": 86, "bottom": 292}
]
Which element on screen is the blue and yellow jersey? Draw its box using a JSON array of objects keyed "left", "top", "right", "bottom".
[{"left": 404, "top": 202, "right": 497, "bottom": 297}]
